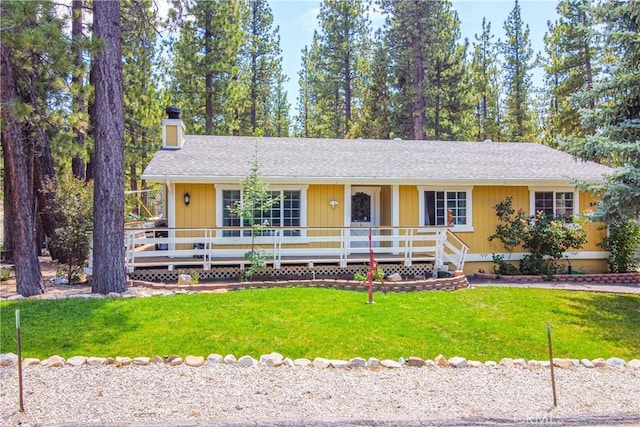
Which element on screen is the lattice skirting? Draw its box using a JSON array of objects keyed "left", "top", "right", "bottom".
[{"left": 128, "top": 263, "right": 435, "bottom": 283}]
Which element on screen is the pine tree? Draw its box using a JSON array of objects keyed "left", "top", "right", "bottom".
[
  {"left": 501, "top": 0, "right": 536, "bottom": 142},
  {"left": 299, "top": 0, "right": 371, "bottom": 139},
  {"left": 295, "top": 38, "right": 325, "bottom": 137},
  {"left": 542, "top": 0, "right": 599, "bottom": 146},
  {"left": 167, "top": 0, "right": 245, "bottom": 135},
  {"left": 562, "top": 1, "right": 640, "bottom": 222},
  {"left": 470, "top": 18, "right": 502, "bottom": 142},
  {"left": 384, "top": 0, "right": 471, "bottom": 140},
  {"left": 91, "top": 0, "right": 126, "bottom": 294}
]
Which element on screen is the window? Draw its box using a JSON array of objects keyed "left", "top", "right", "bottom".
[
  {"left": 218, "top": 187, "right": 306, "bottom": 238},
  {"left": 418, "top": 187, "right": 473, "bottom": 231},
  {"left": 532, "top": 190, "right": 575, "bottom": 218}
]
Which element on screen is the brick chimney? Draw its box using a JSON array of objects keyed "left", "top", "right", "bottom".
[{"left": 162, "top": 107, "right": 186, "bottom": 149}]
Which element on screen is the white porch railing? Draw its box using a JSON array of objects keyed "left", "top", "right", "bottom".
[{"left": 89, "top": 226, "right": 468, "bottom": 275}]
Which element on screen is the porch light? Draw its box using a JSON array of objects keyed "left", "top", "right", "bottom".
[
  {"left": 183, "top": 192, "right": 191, "bottom": 207},
  {"left": 329, "top": 199, "right": 338, "bottom": 208}
]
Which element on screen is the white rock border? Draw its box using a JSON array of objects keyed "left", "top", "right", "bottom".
[{"left": 1, "top": 352, "right": 638, "bottom": 370}]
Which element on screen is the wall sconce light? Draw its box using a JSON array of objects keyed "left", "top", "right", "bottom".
[
  {"left": 329, "top": 199, "right": 338, "bottom": 208},
  {"left": 183, "top": 192, "right": 191, "bottom": 207}
]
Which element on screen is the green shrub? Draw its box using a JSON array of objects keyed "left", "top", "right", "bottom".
[
  {"left": 491, "top": 254, "right": 519, "bottom": 276},
  {"left": 353, "top": 266, "right": 385, "bottom": 282},
  {"left": 43, "top": 176, "right": 93, "bottom": 284},
  {"left": 489, "top": 197, "right": 587, "bottom": 276},
  {"left": 599, "top": 221, "right": 640, "bottom": 273}
]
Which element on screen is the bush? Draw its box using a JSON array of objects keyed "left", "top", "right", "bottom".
[
  {"left": 43, "top": 176, "right": 93, "bottom": 284},
  {"left": 491, "top": 254, "right": 519, "bottom": 276},
  {"left": 353, "top": 266, "right": 385, "bottom": 282},
  {"left": 599, "top": 221, "right": 640, "bottom": 273},
  {"left": 489, "top": 197, "right": 587, "bottom": 276}
]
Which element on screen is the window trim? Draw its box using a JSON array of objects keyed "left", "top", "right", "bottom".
[
  {"left": 529, "top": 186, "right": 579, "bottom": 218},
  {"left": 417, "top": 186, "right": 474, "bottom": 232},
  {"left": 215, "top": 184, "right": 308, "bottom": 243}
]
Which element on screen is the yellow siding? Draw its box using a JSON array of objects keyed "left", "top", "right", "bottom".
[
  {"left": 399, "top": 185, "right": 419, "bottom": 226},
  {"left": 165, "top": 125, "right": 178, "bottom": 147},
  {"left": 307, "top": 184, "right": 344, "bottom": 227},
  {"left": 579, "top": 191, "right": 607, "bottom": 251},
  {"left": 459, "top": 186, "right": 530, "bottom": 254},
  {"left": 380, "top": 186, "right": 391, "bottom": 226},
  {"left": 306, "top": 185, "right": 344, "bottom": 249}
]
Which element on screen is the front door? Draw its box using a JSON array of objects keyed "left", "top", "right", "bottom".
[{"left": 350, "top": 187, "right": 380, "bottom": 248}]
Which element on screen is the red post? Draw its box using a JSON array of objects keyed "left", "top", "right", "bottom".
[{"left": 367, "top": 227, "right": 374, "bottom": 304}]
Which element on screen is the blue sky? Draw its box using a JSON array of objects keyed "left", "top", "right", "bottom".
[{"left": 270, "top": 0, "right": 560, "bottom": 112}]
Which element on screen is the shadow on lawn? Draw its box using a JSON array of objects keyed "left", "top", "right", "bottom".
[
  {"left": 0, "top": 298, "right": 139, "bottom": 357},
  {"left": 559, "top": 292, "right": 640, "bottom": 356}
]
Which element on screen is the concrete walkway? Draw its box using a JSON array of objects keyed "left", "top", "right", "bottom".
[{"left": 468, "top": 276, "right": 640, "bottom": 295}]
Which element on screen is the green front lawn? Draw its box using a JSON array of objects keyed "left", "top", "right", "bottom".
[{"left": 1, "top": 287, "right": 638, "bottom": 360}]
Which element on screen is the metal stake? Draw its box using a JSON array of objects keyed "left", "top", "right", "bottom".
[
  {"left": 16, "top": 309, "right": 24, "bottom": 412},
  {"left": 547, "top": 322, "right": 557, "bottom": 407}
]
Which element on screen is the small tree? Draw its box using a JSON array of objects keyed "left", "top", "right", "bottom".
[
  {"left": 228, "top": 142, "right": 282, "bottom": 280},
  {"left": 599, "top": 221, "right": 640, "bottom": 273},
  {"left": 42, "top": 176, "right": 93, "bottom": 284}
]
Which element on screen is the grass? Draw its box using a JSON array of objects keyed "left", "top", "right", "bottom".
[{"left": 0, "top": 287, "right": 639, "bottom": 361}]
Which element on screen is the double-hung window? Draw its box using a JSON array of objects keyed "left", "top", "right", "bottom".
[
  {"left": 218, "top": 186, "right": 306, "bottom": 239},
  {"left": 530, "top": 188, "right": 577, "bottom": 219},
  {"left": 418, "top": 187, "right": 473, "bottom": 231}
]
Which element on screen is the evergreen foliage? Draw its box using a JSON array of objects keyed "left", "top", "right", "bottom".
[{"left": 501, "top": 0, "right": 536, "bottom": 142}]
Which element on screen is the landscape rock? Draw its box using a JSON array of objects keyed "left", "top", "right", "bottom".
[
  {"left": 150, "top": 356, "right": 164, "bottom": 364},
  {"left": 499, "top": 358, "right": 514, "bottom": 368},
  {"left": 115, "top": 357, "right": 132, "bottom": 367},
  {"left": 424, "top": 360, "right": 436, "bottom": 368},
  {"left": 237, "top": 355, "right": 257, "bottom": 368},
  {"left": 606, "top": 357, "right": 626, "bottom": 368},
  {"left": 177, "top": 274, "right": 192, "bottom": 286},
  {"left": 168, "top": 357, "right": 183, "bottom": 366},
  {"left": 387, "top": 273, "right": 402, "bottom": 282},
  {"left": 0, "top": 353, "right": 18, "bottom": 367},
  {"left": 527, "top": 360, "right": 541, "bottom": 368},
  {"left": 223, "top": 354, "right": 237, "bottom": 364},
  {"left": 368, "top": 358, "right": 380, "bottom": 368},
  {"left": 106, "top": 357, "right": 115, "bottom": 365},
  {"left": 580, "top": 359, "right": 595, "bottom": 368},
  {"left": 294, "top": 358, "right": 313, "bottom": 367},
  {"left": 434, "top": 354, "right": 448, "bottom": 367},
  {"left": 23, "top": 358, "right": 40, "bottom": 367},
  {"left": 484, "top": 361, "right": 497, "bottom": 367},
  {"left": 540, "top": 361, "right": 551, "bottom": 368},
  {"left": 283, "top": 358, "right": 294, "bottom": 368},
  {"left": 513, "top": 358, "right": 527, "bottom": 368},
  {"left": 448, "top": 357, "right": 467, "bottom": 368},
  {"left": 185, "top": 356, "right": 205, "bottom": 367},
  {"left": 87, "top": 357, "right": 107, "bottom": 367},
  {"left": 313, "top": 357, "right": 331, "bottom": 369},
  {"left": 592, "top": 358, "right": 607, "bottom": 368},
  {"left": 7, "top": 295, "right": 24, "bottom": 301},
  {"left": 406, "top": 357, "right": 425, "bottom": 367},
  {"left": 206, "top": 354, "right": 223, "bottom": 364},
  {"left": 54, "top": 277, "right": 69, "bottom": 286},
  {"left": 42, "top": 355, "right": 65, "bottom": 368},
  {"left": 133, "top": 357, "right": 151, "bottom": 366},
  {"left": 263, "top": 352, "right": 284, "bottom": 367},
  {"left": 330, "top": 360, "right": 349, "bottom": 369},
  {"left": 166, "top": 354, "right": 181, "bottom": 363},
  {"left": 380, "top": 359, "right": 403, "bottom": 369},
  {"left": 106, "top": 292, "right": 121, "bottom": 299},
  {"left": 468, "top": 361, "right": 483, "bottom": 368},
  {"left": 553, "top": 358, "right": 573, "bottom": 369},
  {"left": 348, "top": 357, "right": 367, "bottom": 368},
  {"left": 398, "top": 357, "right": 406, "bottom": 366},
  {"left": 628, "top": 359, "right": 640, "bottom": 369},
  {"left": 66, "top": 356, "right": 87, "bottom": 367}
]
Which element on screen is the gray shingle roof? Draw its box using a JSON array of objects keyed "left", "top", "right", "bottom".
[{"left": 142, "top": 135, "right": 612, "bottom": 185}]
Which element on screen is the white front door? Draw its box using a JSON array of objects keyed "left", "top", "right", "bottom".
[{"left": 350, "top": 187, "right": 380, "bottom": 248}]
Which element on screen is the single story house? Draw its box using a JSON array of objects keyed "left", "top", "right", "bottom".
[{"left": 127, "top": 109, "right": 612, "bottom": 277}]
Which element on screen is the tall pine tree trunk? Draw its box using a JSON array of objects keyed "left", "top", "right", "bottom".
[
  {"left": 0, "top": 43, "right": 44, "bottom": 297},
  {"left": 91, "top": 0, "right": 126, "bottom": 294},
  {"left": 412, "top": 39, "right": 425, "bottom": 140},
  {"left": 71, "top": 0, "right": 86, "bottom": 179},
  {"left": 204, "top": 9, "right": 213, "bottom": 134}
]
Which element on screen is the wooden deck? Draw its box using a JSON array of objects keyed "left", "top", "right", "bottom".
[{"left": 85, "top": 226, "right": 468, "bottom": 275}]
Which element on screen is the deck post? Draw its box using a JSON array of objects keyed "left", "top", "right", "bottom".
[{"left": 391, "top": 185, "right": 400, "bottom": 254}]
